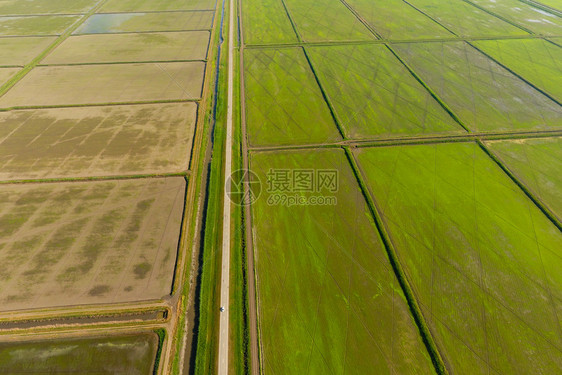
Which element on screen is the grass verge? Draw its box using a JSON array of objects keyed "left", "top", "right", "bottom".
[{"left": 154, "top": 328, "right": 166, "bottom": 375}]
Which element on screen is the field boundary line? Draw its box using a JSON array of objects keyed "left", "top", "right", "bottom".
[
  {"left": 344, "top": 147, "right": 448, "bottom": 374},
  {"left": 243, "top": 34, "right": 561, "bottom": 49},
  {"left": 37, "top": 59, "right": 208, "bottom": 67},
  {"left": 0, "top": 171, "right": 188, "bottom": 186},
  {"left": 0, "top": 302, "right": 170, "bottom": 321},
  {"left": 477, "top": 141, "right": 562, "bottom": 231},
  {"left": 338, "top": 0, "right": 382, "bottom": 39},
  {"left": 0, "top": 99, "right": 199, "bottom": 112},
  {"left": 247, "top": 129, "right": 562, "bottom": 152},
  {"left": 0, "top": 313, "right": 169, "bottom": 335},
  {"left": 0, "top": 306, "right": 169, "bottom": 322},
  {"left": 0, "top": 324, "right": 166, "bottom": 343},
  {"left": 0, "top": 0, "right": 110, "bottom": 98},
  {"left": 0, "top": 9, "right": 216, "bottom": 17}
]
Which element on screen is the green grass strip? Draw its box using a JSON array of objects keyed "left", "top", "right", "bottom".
[
  {"left": 169, "top": 3, "right": 223, "bottom": 374},
  {"left": 153, "top": 328, "right": 166, "bottom": 375},
  {"left": 192, "top": 0, "right": 229, "bottom": 372},
  {"left": 231, "top": 34, "right": 251, "bottom": 374}
]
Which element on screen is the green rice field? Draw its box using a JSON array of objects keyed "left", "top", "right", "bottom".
[
  {"left": 393, "top": 41, "right": 562, "bottom": 132},
  {"left": 472, "top": 38, "right": 562, "bottom": 101},
  {"left": 467, "top": 0, "right": 562, "bottom": 35},
  {"left": 250, "top": 149, "right": 435, "bottom": 374},
  {"left": 240, "top": 1, "right": 562, "bottom": 373},
  {"left": 307, "top": 44, "right": 464, "bottom": 138},
  {"left": 405, "top": 0, "right": 528, "bottom": 37},
  {"left": 244, "top": 47, "right": 341, "bottom": 145},
  {"left": 344, "top": 0, "right": 452, "bottom": 40},
  {"left": 486, "top": 137, "right": 562, "bottom": 221},
  {"left": 242, "top": 0, "right": 298, "bottom": 45},
  {"left": 283, "top": 0, "right": 374, "bottom": 42},
  {"left": 355, "top": 142, "right": 562, "bottom": 374}
]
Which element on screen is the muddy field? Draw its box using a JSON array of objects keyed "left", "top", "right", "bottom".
[
  {"left": 75, "top": 11, "right": 215, "bottom": 34},
  {"left": 0, "top": 177, "right": 186, "bottom": 311},
  {"left": 42, "top": 31, "right": 210, "bottom": 64},
  {"left": 0, "top": 62, "right": 205, "bottom": 107},
  {"left": 0, "top": 37, "right": 55, "bottom": 66},
  {"left": 0, "top": 67, "right": 19, "bottom": 86},
  {"left": 0, "top": 103, "right": 196, "bottom": 180}
]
